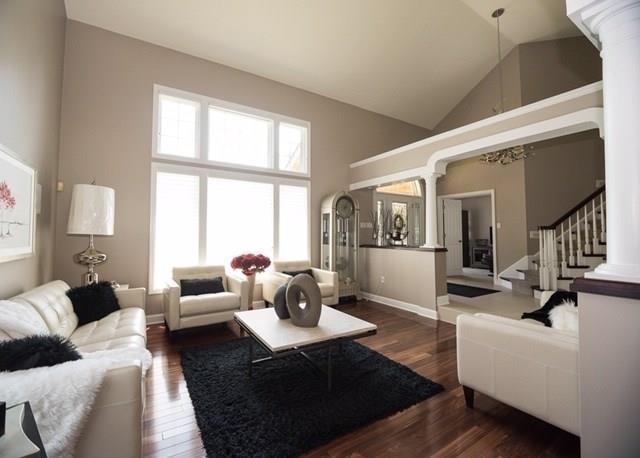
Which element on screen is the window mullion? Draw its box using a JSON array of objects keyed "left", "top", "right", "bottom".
[
  {"left": 199, "top": 172, "right": 208, "bottom": 265},
  {"left": 273, "top": 183, "right": 280, "bottom": 260},
  {"left": 273, "top": 120, "right": 279, "bottom": 171},
  {"left": 200, "top": 100, "right": 208, "bottom": 161}
]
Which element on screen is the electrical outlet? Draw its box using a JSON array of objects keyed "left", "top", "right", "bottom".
[
  {"left": 380, "top": 276, "right": 385, "bottom": 284},
  {"left": 530, "top": 230, "right": 539, "bottom": 239}
]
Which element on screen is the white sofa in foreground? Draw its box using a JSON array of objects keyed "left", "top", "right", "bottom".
[
  {"left": 2, "top": 280, "right": 147, "bottom": 457},
  {"left": 456, "top": 291, "right": 580, "bottom": 436}
]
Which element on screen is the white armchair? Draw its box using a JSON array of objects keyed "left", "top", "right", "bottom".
[
  {"left": 163, "top": 265, "right": 249, "bottom": 332},
  {"left": 262, "top": 260, "right": 339, "bottom": 306},
  {"left": 456, "top": 295, "right": 580, "bottom": 435}
]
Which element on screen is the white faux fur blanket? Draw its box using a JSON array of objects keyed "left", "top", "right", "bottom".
[{"left": 0, "top": 347, "right": 152, "bottom": 458}]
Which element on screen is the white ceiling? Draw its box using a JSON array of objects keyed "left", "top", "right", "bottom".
[{"left": 64, "top": 0, "right": 580, "bottom": 130}]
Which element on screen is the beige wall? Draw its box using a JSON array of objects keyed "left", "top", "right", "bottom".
[
  {"left": 461, "top": 196, "right": 492, "bottom": 241},
  {"left": 359, "top": 247, "right": 446, "bottom": 312},
  {"left": 438, "top": 159, "right": 527, "bottom": 274},
  {"left": 434, "top": 47, "right": 522, "bottom": 134},
  {"left": 432, "top": 36, "right": 603, "bottom": 273},
  {"left": 519, "top": 37, "right": 602, "bottom": 106},
  {"left": 524, "top": 131, "right": 604, "bottom": 253},
  {"left": 0, "top": 0, "right": 66, "bottom": 298},
  {"left": 55, "top": 21, "right": 429, "bottom": 313}
]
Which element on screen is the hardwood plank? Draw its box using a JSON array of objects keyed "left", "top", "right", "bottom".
[{"left": 142, "top": 300, "right": 579, "bottom": 457}]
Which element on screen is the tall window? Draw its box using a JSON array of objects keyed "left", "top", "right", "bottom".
[{"left": 150, "top": 86, "right": 311, "bottom": 292}]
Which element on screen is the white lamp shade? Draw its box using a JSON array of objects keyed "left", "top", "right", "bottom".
[{"left": 67, "top": 184, "right": 115, "bottom": 235}]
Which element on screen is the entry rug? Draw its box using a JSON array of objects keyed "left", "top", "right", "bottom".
[
  {"left": 180, "top": 338, "right": 443, "bottom": 457},
  {"left": 447, "top": 282, "right": 500, "bottom": 297}
]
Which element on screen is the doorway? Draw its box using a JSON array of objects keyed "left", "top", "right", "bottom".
[{"left": 438, "top": 190, "right": 497, "bottom": 284}]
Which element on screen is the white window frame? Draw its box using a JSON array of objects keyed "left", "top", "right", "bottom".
[
  {"left": 149, "top": 161, "right": 311, "bottom": 294},
  {"left": 152, "top": 84, "right": 311, "bottom": 177}
]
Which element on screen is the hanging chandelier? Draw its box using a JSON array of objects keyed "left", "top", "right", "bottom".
[{"left": 480, "top": 8, "right": 533, "bottom": 165}]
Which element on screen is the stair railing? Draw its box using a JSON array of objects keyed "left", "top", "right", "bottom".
[{"left": 538, "top": 185, "right": 606, "bottom": 291}]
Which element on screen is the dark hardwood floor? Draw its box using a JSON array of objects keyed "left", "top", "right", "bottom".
[{"left": 143, "top": 301, "right": 580, "bottom": 457}]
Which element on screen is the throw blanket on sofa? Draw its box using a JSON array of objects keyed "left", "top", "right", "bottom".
[{"left": 0, "top": 347, "right": 152, "bottom": 458}]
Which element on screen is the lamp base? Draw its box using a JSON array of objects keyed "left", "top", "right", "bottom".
[{"left": 73, "top": 235, "right": 108, "bottom": 285}]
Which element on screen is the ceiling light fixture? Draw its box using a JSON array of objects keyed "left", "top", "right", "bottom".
[{"left": 480, "top": 7, "right": 533, "bottom": 165}]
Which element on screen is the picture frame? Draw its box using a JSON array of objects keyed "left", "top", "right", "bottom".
[{"left": 0, "top": 143, "right": 37, "bottom": 263}]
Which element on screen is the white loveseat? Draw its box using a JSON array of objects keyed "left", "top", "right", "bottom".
[
  {"left": 262, "top": 260, "right": 339, "bottom": 306},
  {"left": 456, "top": 291, "right": 579, "bottom": 436},
  {"left": 2, "top": 280, "right": 147, "bottom": 457}
]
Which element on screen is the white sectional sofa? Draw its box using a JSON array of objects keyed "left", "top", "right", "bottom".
[
  {"left": 2, "top": 280, "right": 147, "bottom": 457},
  {"left": 456, "top": 296, "right": 580, "bottom": 436}
]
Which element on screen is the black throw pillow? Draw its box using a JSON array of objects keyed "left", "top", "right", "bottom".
[
  {"left": 180, "top": 277, "right": 225, "bottom": 297},
  {"left": 0, "top": 334, "right": 82, "bottom": 372},
  {"left": 67, "top": 281, "right": 121, "bottom": 326},
  {"left": 282, "top": 269, "right": 314, "bottom": 279},
  {"left": 521, "top": 290, "right": 578, "bottom": 327}
]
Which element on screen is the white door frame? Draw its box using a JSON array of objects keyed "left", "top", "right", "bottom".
[{"left": 437, "top": 189, "right": 498, "bottom": 284}]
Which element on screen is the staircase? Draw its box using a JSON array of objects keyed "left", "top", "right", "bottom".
[{"left": 505, "top": 186, "right": 606, "bottom": 298}]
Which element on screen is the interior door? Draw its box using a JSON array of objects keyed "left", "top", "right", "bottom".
[{"left": 443, "top": 199, "right": 463, "bottom": 276}]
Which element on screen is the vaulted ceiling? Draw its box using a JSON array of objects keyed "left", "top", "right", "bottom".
[{"left": 64, "top": 0, "right": 580, "bottom": 130}]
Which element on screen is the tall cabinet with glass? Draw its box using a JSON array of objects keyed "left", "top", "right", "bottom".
[{"left": 321, "top": 192, "right": 360, "bottom": 301}]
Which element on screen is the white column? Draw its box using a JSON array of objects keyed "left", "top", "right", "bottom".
[
  {"left": 422, "top": 173, "right": 442, "bottom": 248},
  {"left": 569, "top": 0, "right": 640, "bottom": 283}
]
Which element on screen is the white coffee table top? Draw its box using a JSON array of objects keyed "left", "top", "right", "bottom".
[{"left": 235, "top": 305, "right": 377, "bottom": 352}]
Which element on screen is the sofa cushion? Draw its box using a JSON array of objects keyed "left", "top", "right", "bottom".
[
  {"left": 0, "top": 334, "right": 82, "bottom": 372},
  {"left": 521, "top": 291, "right": 578, "bottom": 327},
  {"left": 180, "top": 292, "right": 240, "bottom": 317},
  {"left": 67, "top": 282, "right": 121, "bottom": 326},
  {"left": 180, "top": 277, "right": 225, "bottom": 297},
  {"left": 12, "top": 280, "right": 78, "bottom": 338},
  {"left": 317, "top": 282, "right": 334, "bottom": 298},
  {"left": 74, "top": 335, "right": 146, "bottom": 353},
  {"left": 70, "top": 308, "right": 146, "bottom": 348}
]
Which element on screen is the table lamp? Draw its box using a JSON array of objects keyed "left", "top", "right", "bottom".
[{"left": 67, "top": 184, "right": 115, "bottom": 285}]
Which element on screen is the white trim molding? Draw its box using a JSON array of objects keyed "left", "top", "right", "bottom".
[
  {"left": 349, "top": 166, "right": 426, "bottom": 191},
  {"left": 437, "top": 294, "right": 450, "bottom": 306},
  {"left": 425, "top": 108, "right": 604, "bottom": 176},
  {"left": 146, "top": 313, "right": 164, "bottom": 325},
  {"left": 361, "top": 291, "right": 439, "bottom": 321},
  {"left": 350, "top": 81, "right": 603, "bottom": 169}
]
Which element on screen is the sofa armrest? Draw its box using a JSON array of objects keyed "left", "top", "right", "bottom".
[
  {"left": 457, "top": 313, "right": 579, "bottom": 435},
  {"left": 311, "top": 268, "right": 339, "bottom": 305},
  {"left": 261, "top": 272, "right": 290, "bottom": 304},
  {"left": 163, "top": 279, "right": 180, "bottom": 331},
  {"left": 115, "top": 287, "right": 146, "bottom": 310},
  {"left": 227, "top": 273, "right": 250, "bottom": 310},
  {"left": 75, "top": 364, "right": 143, "bottom": 458}
]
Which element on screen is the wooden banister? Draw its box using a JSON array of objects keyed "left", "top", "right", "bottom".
[{"left": 540, "top": 185, "right": 605, "bottom": 230}]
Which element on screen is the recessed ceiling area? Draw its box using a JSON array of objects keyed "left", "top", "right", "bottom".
[{"left": 64, "top": 0, "right": 580, "bottom": 130}]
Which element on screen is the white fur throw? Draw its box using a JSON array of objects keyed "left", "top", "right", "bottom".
[
  {"left": 549, "top": 300, "right": 578, "bottom": 333},
  {"left": 0, "top": 300, "right": 49, "bottom": 340},
  {"left": 0, "top": 347, "right": 152, "bottom": 458}
]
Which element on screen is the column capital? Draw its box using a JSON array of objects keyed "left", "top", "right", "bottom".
[{"left": 567, "top": 0, "right": 640, "bottom": 48}]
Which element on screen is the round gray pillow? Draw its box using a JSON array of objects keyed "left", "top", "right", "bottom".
[
  {"left": 286, "top": 274, "right": 322, "bottom": 327},
  {"left": 273, "top": 281, "right": 290, "bottom": 319}
]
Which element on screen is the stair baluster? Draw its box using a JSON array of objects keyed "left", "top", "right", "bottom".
[
  {"left": 539, "top": 228, "right": 548, "bottom": 290},
  {"left": 574, "top": 212, "right": 580, "bottom": 265},
  {"left": 560, "top": 221, "right": 568, "bottom": 277},
  {"left": 583, "top": 206, "right": 591, "bottom": 256},
  {"left": 550, "top": 228, "right": 558, "bottom": 290},
  {"left": 569, "top": 216, "right": 580, "bottom": 266},
  {"left": 600, "top": 193, "right": 606, "bottom": 242},
  {"left": 592, "top": 198, "right": 599, "bottom": 253}
]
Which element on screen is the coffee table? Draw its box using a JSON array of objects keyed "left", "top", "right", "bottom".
[{"left": 234, "top": 306, "right": 377, "bottom": 391}]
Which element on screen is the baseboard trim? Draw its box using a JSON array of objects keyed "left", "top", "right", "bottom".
[
  {"left": 361, "top": 291, "right": 439, "bottom": 321},
  {"left": 437, "top": 294, "right": 450, "bottom": 306},
  {"left": 146, "top": 313, "right": 164, "bottom": 325},
  {"left": 494, "top": 278, "right": 513, "bottom": 290}
]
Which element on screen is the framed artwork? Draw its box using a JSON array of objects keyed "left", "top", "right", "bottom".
[{"left": 0, "top": 143, "right": 36, "bottom": 263}]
